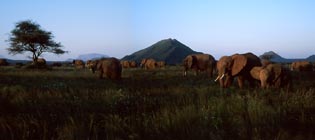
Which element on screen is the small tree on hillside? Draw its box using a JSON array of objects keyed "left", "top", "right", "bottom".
[{"left": 7, "top": 20, "right": 67, "bottom": 64}]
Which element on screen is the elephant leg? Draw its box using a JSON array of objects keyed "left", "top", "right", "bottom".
[
  {"left": 193, "top": 69, "right": 197, "bottom": 76},
  {"left": 261, "top": 77, "right": 269, "bottom": 89},
  {"left": 248, "top": 78, "right": 257, "bottom": 88},
  {"left": 261, "top": 80, "right": 266, "bottom": 89},
  {"left": 99, "top": 72, "right": 103, "bottom": 79},
  {"left": 274, "top": 79, "right": 281, "bottom": 88},
  {"left": 237, "top": 76, "right": 245, "bottom": 88},
  {"left": 224, "top": 76, "right": 233, "bottom": 88},
  {"left": 208, "top": 69, "right": 213, "bottom": 78},
  {"left": 219, "top": 79, "right": 225, "bottom": 88}
]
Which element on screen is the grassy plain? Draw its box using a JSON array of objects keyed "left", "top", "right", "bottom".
[{"left": 0, "top": 66, "right": 315, "bottom": 140}]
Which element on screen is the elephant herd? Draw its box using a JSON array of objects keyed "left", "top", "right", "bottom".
[
  {"left": 82, "top": 58, "right": 166, "bottom": 80},
  {"left": 1, "top": 54, "right": 314, "bottom": 89},
  {"left": 77, "top": 53, "right": 297, "bottom": 89}
]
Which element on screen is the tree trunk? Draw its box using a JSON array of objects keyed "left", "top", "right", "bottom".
[{"left": 32, "top": 52, "right": 38, "bottom": 65}]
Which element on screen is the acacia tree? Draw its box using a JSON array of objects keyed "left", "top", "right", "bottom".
[{"left": 7, "top": 20, "right": 67, "bottom": 64}]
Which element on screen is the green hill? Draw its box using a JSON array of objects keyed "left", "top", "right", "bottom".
[{"left": 122, "top": 38, "right": 199, "bottom": 65}]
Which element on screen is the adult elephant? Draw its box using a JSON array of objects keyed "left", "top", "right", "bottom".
[
  {"left": 73, "top": 59, "right": 85, "bottom": 69},
  {"left": 89, "top": 58, "right": 122, "bottom": 80},
  {"left": 291, "top": 61, "right": 312, "bottom": 71},
  {"left": 0, "top": 59, "right": 9, "bottom": 66},
  {"left": 121, "top": 60, "right": 131, "bottom": 68},
  {"left": 250, "top": 64, "right": 291, "bottom": 89},
  {"left": 37, "top": 58, "right": 46, "bottom": 65},
  {"left": 141, "top": 58, "right": 157, "bottom": 70},
  {"left": 215, "top": 53, "right": 261, "bottom": 88},
  {"left": 86, "top": 60, "right": 93, "bottom": 68},
  {"left": 31, "top": 58, "right": 46, "bottom": 65},
  {"left": 129, "top": 61, "right": 137, "bottom": 68},
  {"left": 183, "top": 54, "right": 216, "bottom": 77},
  {"left": 157, "top": 61, "right": 166, "bottom": 68}
]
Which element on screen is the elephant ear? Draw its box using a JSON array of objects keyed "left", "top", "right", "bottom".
[
  {"left": 186, "top": 55, "right": 193, "bottom": 68},
  {"left": 231, "top": 55, "right": 247, "bottom": 76}
]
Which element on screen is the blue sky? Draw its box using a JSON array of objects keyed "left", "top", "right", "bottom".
[{"left": 1, "top": 0, "right": 315, "bottom": 60}]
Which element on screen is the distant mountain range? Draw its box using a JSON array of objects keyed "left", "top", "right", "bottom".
[
  {"left": 2, "top": 40, "right": 314, "bottom": 65},
  {"left": 121, "top": 38, "right": 200, "bottom": 64},
  {"left": 260, "top": 51, "right": 315, "bottom": 63},
  {"left": 66, "top": 53, "right": 109, "bottom": 62}
]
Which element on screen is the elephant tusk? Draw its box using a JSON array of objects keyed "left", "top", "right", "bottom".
[
  {"left": 219, "top": 74, "right": 225, "bottom": 80},
  {"left": 214, "top": 74, "right": 225, "bottom": 82},
  {"left": 214, "top": 75, "right": 221, "bottom": 82}
]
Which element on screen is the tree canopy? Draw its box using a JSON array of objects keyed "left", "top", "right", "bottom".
[{"left": 7, "top": 20, "right": 67, "bottom": 63}]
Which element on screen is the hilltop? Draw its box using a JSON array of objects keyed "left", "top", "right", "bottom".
[
  {"left": 121, "top": 38, "right": 199, "bottom": 64},
  {"left": 306, "top": 55, "right": 315, "bottom": 62},
  {"left": 260, "top": 51, "right": 315, "bottom": 63}
]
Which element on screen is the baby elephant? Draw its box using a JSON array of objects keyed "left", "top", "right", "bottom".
[
  {"left": 250, "top": 64, "right": 290, "bottom": 89},
  {"left": 89, "top": 58, "right": 122, "bottom": 80},
  {"left": 250, "top": 67, "right": 270, "bottom": 88}
]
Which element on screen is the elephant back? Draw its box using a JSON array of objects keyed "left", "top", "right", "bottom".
[
  {"left": 232, "top": 53, "right": 261, "bottom": 76},
  {"left": 291, "top": 61, "right": 312, "bottom": 71},
  {"left": 243, "top": 53, "right": 262, "bottom": 68},
  {"left": 192, "top": 54, "right": 215, "bottom": 70}
]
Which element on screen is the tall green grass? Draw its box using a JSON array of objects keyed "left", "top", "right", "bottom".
[{"left": 0, "top": 66, "right": 314, "bottom": 140}]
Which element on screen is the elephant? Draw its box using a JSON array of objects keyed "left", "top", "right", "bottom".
[
  {"left": 0, "top": 59, "right": 9, "bottom": 66},
  {"left": 37, "top": 58, "right": 46, "bottom": 65},
  {"left": 85, "top": 60, "right": 96, "bottom": 70},
  {"left": 261, "top": 59, "right": 272, "bottom": 67},
  {"left": 157, "top": 61, "right": 166, "bottom": 68},
  {"left": 140, "top": 58, "right": 157, "bottom": 70},
  {"left": 250, "top": 64, "right": 291, "bottom": 89},
  {"left": 215, "top": 53, "right": 262, "bottom": 88},
  {"left": 72, "top": 59, "right": 85, "bottom": 69},
  {"left": 89, "top": 58, "right": 122, "bottom": 80},
  {"left": 290, "top": 61, "right": 312, "bottom": 71},
  {"left": 129, "top": 61, "right": 137, "bottom": 68},
  {"left": 121, "top": 60, "right": 131, "bottom": 68},
  {"left": 250, "top": 66, "right": 270, "bottom": 88},
  {"left": 31, "top": 58, "right": 46, "bottom": 66},
  {"left": 120, "top": 60, "right": 137, "bottom": 68},
  {"left": 183, "top": 54, "right": 216, "bottom": 77}
]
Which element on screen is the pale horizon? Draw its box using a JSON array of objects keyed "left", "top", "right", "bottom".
[{"left": 1, "top": 0, "right": 315, "bottom": 61}]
